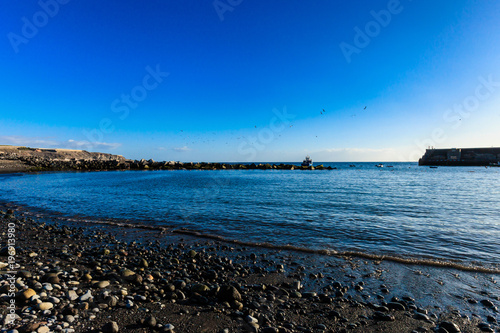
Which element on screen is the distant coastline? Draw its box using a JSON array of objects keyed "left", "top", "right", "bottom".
[{"left": 0, "top": 145, "right": 336, "bottom": 173}]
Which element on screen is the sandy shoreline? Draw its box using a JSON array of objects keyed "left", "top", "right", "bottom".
[{"left": 0, "top": 202, "right": 499, "bottom": 332}]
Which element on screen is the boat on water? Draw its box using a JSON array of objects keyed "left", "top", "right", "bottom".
[
  {"left": 375, "top": 164, "right": 384, "bottom": 168},
  {"left": 301, "top": 155, "right": 313, "bottom": 167}
]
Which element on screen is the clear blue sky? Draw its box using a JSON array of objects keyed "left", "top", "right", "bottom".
[{"left": 1, "top": 0, "right": 500, "bottom": 162}]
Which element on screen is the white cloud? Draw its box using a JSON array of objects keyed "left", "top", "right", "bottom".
[
  {"left": 0, "top": 136, "right": 121, "bottom": 151},
  {"left": 172, "top": 146, "right": 191, "bottom": 152},
  {"left": 322, "top": 147, "right": 396, "bottom": 154},
  {"left": 64, "top": 139, "right": 121, "bottom": 150},
  {"left": 0, "top": 135, "right": 59, "bottom": 147},
  {"left": 315, "top": 147, "right": 400, "bottom": 162}
]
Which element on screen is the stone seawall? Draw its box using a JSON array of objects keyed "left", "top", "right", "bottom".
[
  {"left": 419, "top": 147, "right": 500, "bottom": 166},
  {"left": 0, "top": 146, "right": 333, "bottom": 172}
]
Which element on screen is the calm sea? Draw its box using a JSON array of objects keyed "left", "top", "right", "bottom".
[{"left": 1, "top": 162, "right": 499, "bottom": 268}]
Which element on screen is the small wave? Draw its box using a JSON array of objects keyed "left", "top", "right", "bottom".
[
  {"left": 172, "top": 229, "right": 500, "bottom": 274},
  {"left": 29, "top": 209, "right": 499, "bottom": 274}
]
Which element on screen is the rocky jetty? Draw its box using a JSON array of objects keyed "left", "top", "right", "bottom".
[
  {"left": 0, "top": 146, "right": 334, "bottom": 173},
  {"left": 0, "top": 146, "right": 129, "bottom": 173},
  {"left": 1, "top": 204, "right": 498, "bottom": 333}
]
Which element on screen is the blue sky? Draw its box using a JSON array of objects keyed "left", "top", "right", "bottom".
[{"left": 1, "top": 0, "right": 500, "bottom": 162}]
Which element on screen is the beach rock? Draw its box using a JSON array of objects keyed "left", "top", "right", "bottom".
[
  {"left": 43, "top": 273, "right": 60, "bottom": 284},
  {"left": 203, "top": 270, "right": 218, "bottom": 281},
  {"left": 20, "top": 288, "right": 36, "bottom": 301},
  {"left": 314, "top": 324, "right": 327, "bottom": 330},
  {"left": 20, "top": 322, "right": 43, "bottom": 332},
  {"left": 439, "top": 321, "right": 461, "bottom": 333},
  {"left": 192, "top": 284, "right": 210, "bottom": 293},
  {"left": 414, "top": 312, "right": 430, "bottom": 321},
  {"left": 478, "top": 323, "right": 494, "bottom": 332},
  {"left": 481, "top": 299, "right": 495, "bottom": 308},
  {"left": 174, "top": 280, "right": 186, "bottom": 289},
  {"left": 302, "top": 291, "right": 317, "bottom": 298},
  {"left": 67, "top": 290, "right": 78, "bottom": 301},
  {"left": 79, "top": 290, "right": 92, "bottom": 301},
  {"left": 37, "top": 302, "right": 53, "bottom": 310},
  {"left": 121, "top": 269, "right": 135, "bottom": 278},
  {"left": 373, "top": 311, "right": 395, "bottom": 321},
  {"left": 292, "top": 280, "right": 301, "bottom": 290},
  {"left": 104, "top": 295, "right": 118, "bottom": 307},
  {"left": 388, "top": 302, "right": 406, "bottom": 311},
  {"left": 42, "top": 283, "right": 53, "bottom": 291},
  {"left": 37, "top": 326, "right": 50, "bottom": 333},
  {"left": 218, "top": 285, "right": 242, "bottom": 302},
  {"left": 140, "top": 258, "right": 148, "bottom": 267},
  {"left": 18, "top": 270, "right": 32, "bottom": 278},
  {"left": 64, "top": 315, "right": 75, "bottom": 323},
  {"left": 162, "top": 324, "right": 175, "bottom": 332},
  {"left": 48, "top": 296, "right": 60, "bottom": 304},
  {"left": 102, "top": 321, "right": 119, "bottom": 333},
  {"left": 96, "top": 280, "right": 110, "bottom": 288},
  {"left": 144, "top": 315, "right": 157, "bottom": 327}
]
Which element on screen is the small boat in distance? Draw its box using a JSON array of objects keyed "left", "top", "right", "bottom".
[
  {"left": 301, "top": 155, "right": 313, "bottom": 167},
  {"left": 375, "top": 164, "right": 384, "bottom": 168}
]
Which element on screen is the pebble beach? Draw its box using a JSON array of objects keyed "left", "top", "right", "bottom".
[{"left": 1, "top": 202, "right": 499, "bottom": 333}]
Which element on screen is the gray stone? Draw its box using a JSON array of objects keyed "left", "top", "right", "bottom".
[
  {"left": 79, "top": 290, "right": 92, "bottom": 302},
  {"left": 37, "top": 326, "right": 50, "bottom": 333},
  {"left": 145, "top": 315, "right": 157, "bottom": 327},
  {"left": 218, "top": 285, "right": 242, "bottom": 302},
  {"left": 96, "top": 281, "right": 110, "bottom": 289},
  {"left": 37, "top": 302, "right": 53, "bottom": 311},
  {"left": 103, "top": 321, "right": 119, "bottom": 333},
  {"left": 67, "top": 290, "right": 78, "bottom": 301},
  {"left": 439, "top": 321, "right": 461, "bottom": 333},
  {"left": 64, "top": 315, "right": 75, "bottom": 323}
]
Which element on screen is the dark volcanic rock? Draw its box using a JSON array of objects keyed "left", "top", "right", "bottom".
[{"left": 217, "top": 285, "right": 242, "bottom": 302}]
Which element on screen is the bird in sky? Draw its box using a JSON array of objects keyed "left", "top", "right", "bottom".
[{"left": 364, "top": 106, "right": 367, "bottom": 110}]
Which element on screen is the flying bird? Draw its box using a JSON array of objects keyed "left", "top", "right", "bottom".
[{"left": 363, "top": 106, "right": 367, "bottom": 110}]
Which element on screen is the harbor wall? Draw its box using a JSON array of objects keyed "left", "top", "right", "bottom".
[{"left": 418, "top": 147, "right": 500, "bottom": 166}]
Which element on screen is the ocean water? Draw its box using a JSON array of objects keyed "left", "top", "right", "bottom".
[{"left": 1, "top": 162, "right": 499, "bottom": 269}]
